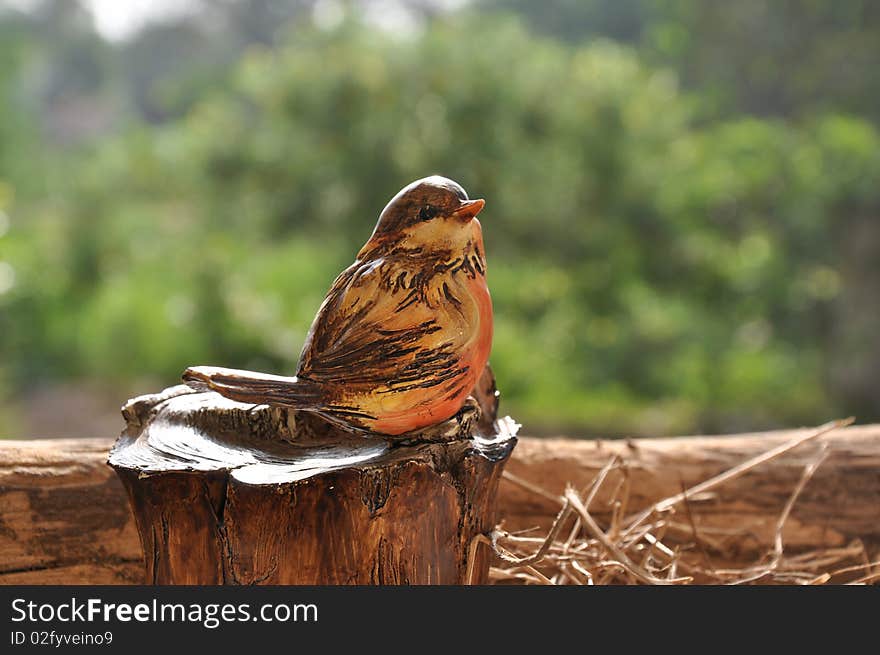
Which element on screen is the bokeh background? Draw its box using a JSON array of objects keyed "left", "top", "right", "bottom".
[{"left": 1, "top": 0, "right": 878, "bottom": 439}]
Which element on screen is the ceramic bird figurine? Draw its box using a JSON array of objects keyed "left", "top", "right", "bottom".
[{"left": 183, "top": 176, "right": 494, "bottom": 436}]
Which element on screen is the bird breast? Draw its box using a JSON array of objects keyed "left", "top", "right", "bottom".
[{"left": 298, "top": 219, "right": 493, "bottom": 435}]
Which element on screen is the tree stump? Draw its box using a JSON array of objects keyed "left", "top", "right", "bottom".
[{"left": 108, "top": 380, "right": 518, "bottom": 585}]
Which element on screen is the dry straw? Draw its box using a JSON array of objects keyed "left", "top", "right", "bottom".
[{"left": 476, "top": 417, "right": 879, "bottom": 585}]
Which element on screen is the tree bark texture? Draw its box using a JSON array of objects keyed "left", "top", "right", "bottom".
[
  {"left": 1, "top": 423, "right": 877, "bottom": 584},
  {"left": 107, "top": 385, "right": 517, "bottom": 585},
  {"left": 501, "top": 425, "right": 880, "bottom": 556}
]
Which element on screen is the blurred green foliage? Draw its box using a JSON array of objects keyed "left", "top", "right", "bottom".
[
  {"left": 0, "top": 1, "right": 878, "bottom": 436},
  {"left": 481, "top": 0, "right": 880, "bottom": 123}
]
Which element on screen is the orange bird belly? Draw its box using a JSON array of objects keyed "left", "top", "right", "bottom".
[
  {"left": 367, "top": 277, "right": 493, "bottom": 435},
  {"left": 368, "top": 231, "right": 493, "bottom": 435}
]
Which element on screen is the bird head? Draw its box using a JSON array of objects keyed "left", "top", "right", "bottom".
[{"left": 363, "top": 176, "right": 485, "bottom": 254}]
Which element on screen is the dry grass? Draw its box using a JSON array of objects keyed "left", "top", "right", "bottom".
[{"left": 479, "top": 417, "right": 879, "bottom": 585}]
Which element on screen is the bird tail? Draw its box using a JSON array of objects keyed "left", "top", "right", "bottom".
[{"left": 182, "top": 366, "right": 321, "bottom": 409}]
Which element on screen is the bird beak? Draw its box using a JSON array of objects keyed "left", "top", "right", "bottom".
[{"left": 452, "top": 198, "right": 485, "bottom": 222}]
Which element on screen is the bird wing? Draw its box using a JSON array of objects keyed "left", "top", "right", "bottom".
[{"left": 296, "top": 257, "right": 462, "bottom": 393}]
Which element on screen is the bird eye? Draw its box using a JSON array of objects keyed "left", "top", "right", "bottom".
[{"left": 418, "top": 205, "right": 438, "bottom": 222}]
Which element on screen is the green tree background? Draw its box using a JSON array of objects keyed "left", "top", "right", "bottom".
[{"left": 1, "top": 0, "right": 878, "bottom": 437}]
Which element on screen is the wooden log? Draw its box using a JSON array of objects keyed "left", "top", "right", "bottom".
[
  {"left": 107, "top": 385, "right": 517, "bottom": 585},
  {"left": 0, "top": 437, "right": 143, "bottom": 584},
  {"left": 1, "top": 424, "right": 878, "bottom": 584},
  {"left": 500, "top": 424, "right": 880, "bottom": 556}
]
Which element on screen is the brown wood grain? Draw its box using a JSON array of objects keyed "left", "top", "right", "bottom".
[
  {"left": 1, "top": 424, "right": 878, "bottom": 584},
  {"left": 501, "top": 424, "right": 880, "bottom": 557},
  {"left": 0, "top": 437, "right": 142, "bottom": 583},
  {"left": 106, "top": 385, "right": 516, "bottom": 585}
]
